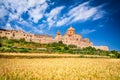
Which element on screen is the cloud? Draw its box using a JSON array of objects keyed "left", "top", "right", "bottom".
[
  {"left": 0, "top": 6, "right": 8, "bottom": 18},
  {"left": 56, "top": 1, "right": 104, "bottom": 26},
  {"left": 32, "top": 27, "right": 43, "bottom": 34},
  {"left": 2, "top": 0, "right": 28, "bottom": 21},
  {"left": 17, "top": 20, "right": 43, "bottom": 34},
  {"left": 29, "top": 2, "right": 48, "bottom": 23},
  {"left": 4, "top": 23, "right": 13, "bottom": 30},
  {"left": 0, "top": 0, "right": 49, "bottom": 33},
  {"left": 38, "top": 24, "right": 46, "bottom": 29},
  {"left": 93, "top": 11, "right": 105, "bottom": 20},
  {"left": 80, "top": 29, "right": 96, "bottom": 34},
  {"left": 68, "top": 2, "right": 96, "bottom": 22},
  {"left": 0, "top": 0, "right": 105, "bottom": 34},
  {"left": 14, "top": 25, "right": 24, "bottom": 31},
  {"left": 9, "top": 13, "right": 19, "bottom": 21},
  {"left": 27, "top": 0, "right": 46, "bottom": 8},
  {"left": 1, "top": 0, "right": 48, "bottom": 22},
  {"left": 46, "top": 6, "right": 65, "bottom": 28},
  {"left": 56, "top": 17, "right": 70, "bottom": 26}
]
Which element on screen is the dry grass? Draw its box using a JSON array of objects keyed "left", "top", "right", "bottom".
[
  {"left": 0, "top": 53, "right": 109, "bottom": 58},
  {"left": 0, "top": 56, "right": 120, "bottom": 80}
]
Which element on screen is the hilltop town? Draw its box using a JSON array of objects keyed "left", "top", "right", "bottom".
[{"left": 0, "top": 26, "right": 109, "bottom": 50}]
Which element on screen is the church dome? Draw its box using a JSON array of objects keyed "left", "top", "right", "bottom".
[{"left": 68, "top": 26, "right": 75, "bottom": 31}]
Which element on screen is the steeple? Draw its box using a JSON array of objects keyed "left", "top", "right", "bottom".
[{"left": 56, "top": 30, "right": 61, "bottom": 35}]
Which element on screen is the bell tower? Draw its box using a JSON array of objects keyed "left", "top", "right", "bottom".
[
  {"left": 56, "top": 30, "right": 61, "bottom": 36},
  {"left": 55, "top": 30, "right": 63, "bottom": 42}
]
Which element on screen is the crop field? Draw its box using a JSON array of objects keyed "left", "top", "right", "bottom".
[{"left": 0, "top": 53, "right": 120, "bottom": 80}]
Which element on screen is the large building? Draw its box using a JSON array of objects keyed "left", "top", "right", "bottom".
[
  {"left": 0, "top": 29, "right": 53, "bottom": 44},
  {"left": 0, "top": 26, "right": 109, "bottom": 50},
  {"left": 55, "top": 26, "right": 93, "bottom": 48}
]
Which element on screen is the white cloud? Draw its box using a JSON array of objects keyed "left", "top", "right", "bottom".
[
  {"left": 46, "top": 6, "right": 65, "bottom": 28},
  {"left": 9, "top": 13, "right": 19, "bottom": 21},
  {"left": 2, "top": 0, "right": 48, "bottom": 23},
  {"left": 27, "top": 0, "right": 46, "bottom": 8},
  {"left": 29, "top": 2, "right": 48, "bottom": 23},
  {"left": 93, "top": 11, "right": 105, "bottom": 20},
  {"left": 33, "top": 27, "right": 43, "bottom": 34},
  {"left": 2, "top": 0, "right": 28, "bottom": 21},
  {"left": 17, "top": 20, "right": 43, "bottom": 34},
  {"left": 56, "top": 1, "right": 104, "bottom": 26},
  {"left": 0, "top": 6, "right": 8, "bottom": 18},
  {"left": 14, "top": 25, "right": 24, "bottom": 31},
  {"left": 0, "top": 0, "right": 105, "bottom": 33},
  {"left": 80, "top": 29, "right": 96, "bottom": 34},
  {"left": 69, "top": 2, "right": 104, "bottom": 23},
  {"left": 56, "top": 17, "right": 70, "bottom": 26},
  {"left": 4, "top": 23, "right": 13, "bottom": 30},
  {"left": 38, "top": 24, "right": 46, "bottom": 29},
  {"left": 47, "top": 6, "right": 64, "bottom": 17}
]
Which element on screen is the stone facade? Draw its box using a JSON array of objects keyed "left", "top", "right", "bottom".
[
  {"left": 54, "top": 26, "right": 108, "bottom": 50},
  {"left": 94, "top": 46, "right": 109, "bottom": 51},
  {"left": 55, "top": 26, "right": 93, "bottom": 48},
  {"left": 0, "top": 29, "right": 53, "bottom": 44},
  {"left": 0, "top": 26, "right": 109, "bottom": 51}
]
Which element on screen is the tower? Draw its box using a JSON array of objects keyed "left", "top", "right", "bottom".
[
  {"left": 56, "top": 30, "right": 61, "bottom": 35},
  {"left": 55, "top": 30, "right": 63, "bottom": 42},
  {"left": 66, "top": 26, "right": 75, "bottom": 36}
]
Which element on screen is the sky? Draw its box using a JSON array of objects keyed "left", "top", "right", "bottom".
[{"left": 0, "top": 0, "right": 120, "bottom": 51}]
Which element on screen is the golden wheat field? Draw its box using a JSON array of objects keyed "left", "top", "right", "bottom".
[{"left": 0, "top": 54, "right": 120, "bottom": 80}]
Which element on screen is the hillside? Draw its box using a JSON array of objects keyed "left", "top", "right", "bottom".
[{"left": 0, "top": 37, "right": 120, "bottom": 58}]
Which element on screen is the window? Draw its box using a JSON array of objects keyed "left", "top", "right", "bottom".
[{"left": 13, "top": 33, "right": 15, "bottom": 36}]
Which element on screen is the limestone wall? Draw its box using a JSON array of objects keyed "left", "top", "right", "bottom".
[
  {"left": 94, "top": 46, "right": 109, "bottom": 51},
  {"left": 0, "top": 29, "right": 53, "bottom": 44}
]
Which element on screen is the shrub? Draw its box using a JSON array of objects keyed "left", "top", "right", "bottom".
[{"left": 68, "top": 44, "right": 77, "bottom": 48}]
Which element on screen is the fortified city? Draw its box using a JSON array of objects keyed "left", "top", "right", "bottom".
[{"left": 0, "top": 26, "right": 109, "bottom": 51}]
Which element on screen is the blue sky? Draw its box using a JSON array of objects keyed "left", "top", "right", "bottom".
[{"left": 0, "top": 0, "right": 120, "bottom": 51}]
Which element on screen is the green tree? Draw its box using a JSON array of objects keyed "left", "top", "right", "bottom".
[
  {"left": 68, "top": 44, "right": 77, "bottom": 48},
  {"left": 0, "top": 42, "right": 2, "bottom": 47},
  {"left": 111, "top": 50, "right": 120, "bottom": 58},
  {"left": 58, "top": 41, "right": 63, "bottom": 44}
]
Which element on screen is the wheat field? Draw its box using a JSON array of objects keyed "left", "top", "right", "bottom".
[{"left": 0, "top": 57, "right": 120, "bottom": 80}]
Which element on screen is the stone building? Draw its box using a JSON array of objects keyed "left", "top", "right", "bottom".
[
  {"left": 0, "top": 26, "right": 109, "bottom": 51},
  {"left": 54, "top": 26, "right": 108, "bottom": 50},
  {"left": 54, "top": 26, "right": 93, "bottom": 48},
  {"left": 0, "top": 29, "right": 53, "bottom": 44}
]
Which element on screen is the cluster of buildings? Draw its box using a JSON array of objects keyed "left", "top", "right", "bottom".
[{"left": 0, "top": 26, "right": 109, "bottom": 50}]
